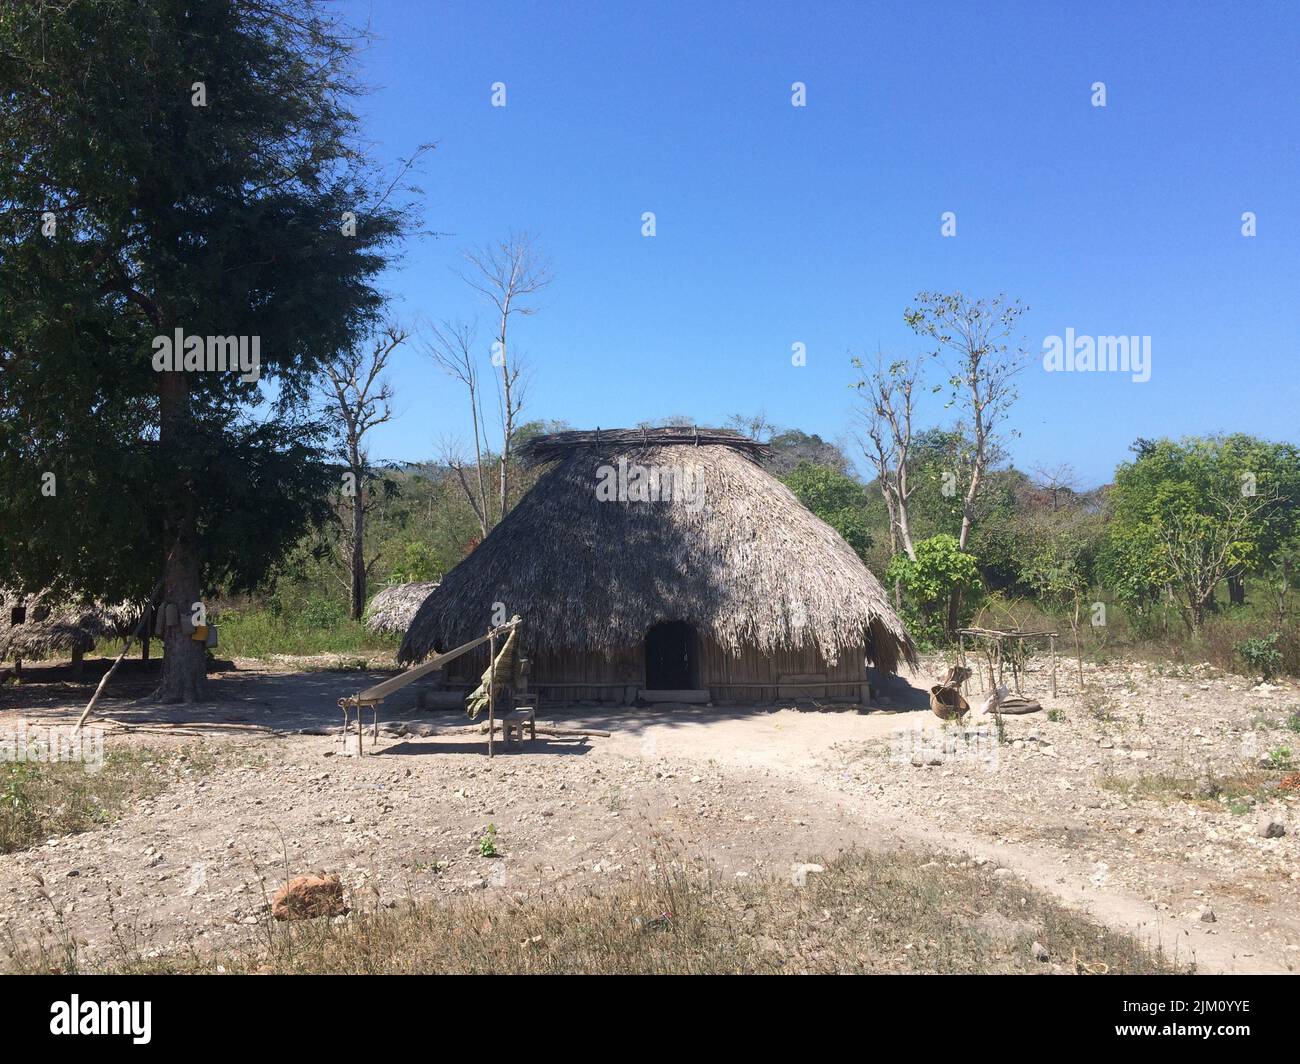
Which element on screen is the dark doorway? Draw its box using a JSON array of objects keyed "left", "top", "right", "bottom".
[{"left": 644, "top": 621, "right": 697, "bottom": 690}]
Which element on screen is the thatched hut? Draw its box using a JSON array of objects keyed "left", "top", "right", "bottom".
[
  {"left": 399, "top": 428, "right": 916, "bottom": 704},
  {"left": 364, "top": 581, "right": 440, "bottom": 634},
  {"left": 0, "top": 591, "right": 140, "bottom": 676}
]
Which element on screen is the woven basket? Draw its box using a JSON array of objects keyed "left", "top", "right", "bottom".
[{"left": 929, "top": 684, "right": 970, "bottom": 720}]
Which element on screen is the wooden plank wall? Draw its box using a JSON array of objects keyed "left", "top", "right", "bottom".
[{"left": 523, "top": 634, "right": 867, "bottom": 705}]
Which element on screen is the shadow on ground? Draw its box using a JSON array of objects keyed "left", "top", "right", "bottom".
[{"left": 0, "top": 658, "right": 935, "bottom": 741}]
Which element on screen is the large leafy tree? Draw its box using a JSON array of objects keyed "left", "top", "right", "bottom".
[
  {"left": 0, "top": 1, "right": 416, "bottom": 699},
  {"left": 1100, "top": 436, "right": 1300, "bottom": 630},
  {"left": 782, "top": 461, "right": 872, "bottom": 560}
]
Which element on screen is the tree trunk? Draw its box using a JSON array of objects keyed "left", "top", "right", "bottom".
[
  {"left": 159, "top": 525, "right": 206, "bottom": 702},
  {"left": 497, "top": 308, "right": 511, "bottom": 523},
  {"left": 157, "top": 371, "right": 207, "bottom": 703},
  {"left": 1227, "top": 574, "right": 1245, "bottom": 606},
  {"left": 349, "top": 494, "right": 366, "bottom": 621}
]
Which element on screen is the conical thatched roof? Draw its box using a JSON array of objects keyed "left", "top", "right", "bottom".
[
  {"left": 0, "top": 590, "right": 140, "bottom": 662},
  {"left": 399, "top": 428, "right": 916, "bottom": 672},
  {"left": 364, "top": 581, "right": 440, "bottom": 633}
]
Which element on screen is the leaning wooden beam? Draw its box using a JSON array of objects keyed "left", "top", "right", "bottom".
[{"left": 353, "top": 618, "right": 521, "bottom": 703}]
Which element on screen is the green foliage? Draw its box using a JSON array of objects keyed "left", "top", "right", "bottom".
[
  {"left": 1100, "top": 436, "right": 1300, "bottom": 628},
  {"left": 0, "top": 0, "right": 415, "bottom": 607},
  {"left": 212, "top": 606, "right": 398, "bottom": 659},
  {"left": 392, "top": 541, "right": 443, "bottom": 584},
  {"left": 885, "top": 535, "right": 984, "bottom": 647},
  {"left": 782, "top": 462, "right": 872, "bottom": 559},
  {"left": 1234, "top": 633, "right": 1282, "bottom": 681},
  {"left": 478, "top": 823, "right": 498, "bottom": 858}
]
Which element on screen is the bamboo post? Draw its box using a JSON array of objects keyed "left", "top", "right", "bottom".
[
  {"left": 487, "top": 629, "right": 496, "bottom": 759},
  {"left": 1049, "top": 634, "right": 1058, "bottom": 699}
]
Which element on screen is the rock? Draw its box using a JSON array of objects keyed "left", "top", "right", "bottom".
[
  {"left": 1256, "top": 813, "right": 1286, "bottom": 839},
  {"left": 1031, "top": 941, "right": 1049, "bottom": 962},
  {"left": 1199, "top": 906, "right": 1217, "bottom": 924},
  {"left": 791, "top": 863, "right": 825, "bottom": 887},
  {"left": 271, "top": 874, "right": 347, "bottom": 921}
]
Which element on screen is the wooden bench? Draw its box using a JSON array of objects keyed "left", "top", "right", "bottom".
[{"left": 500, "top": 705, "right": 536, "bottom": 745}]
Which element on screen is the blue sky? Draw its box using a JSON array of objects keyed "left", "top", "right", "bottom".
[{"left": 336, "top": 0, "right": 1300, "bottom": 487}]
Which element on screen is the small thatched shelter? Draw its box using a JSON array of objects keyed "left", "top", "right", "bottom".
[
  {"left": 364, "top": 581, "right": 440, "bottom": 634},
  {"left": 0, "top": 590, "right": 140, "bottom": 675},
  {"left": 399, "top": 427, "right": 916, "bottom": 704}
]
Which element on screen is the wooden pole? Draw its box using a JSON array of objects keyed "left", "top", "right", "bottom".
[
  {"left": 487, "top": 629, "right": 496, "bottom": 759},
  {"left": 1049, "top": 634, "right": 1058, "bottom": 699}
]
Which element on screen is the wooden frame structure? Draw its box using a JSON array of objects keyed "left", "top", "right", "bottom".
[
  {"left": 955, "top": 626, "right": 1060, "bottom": 699},
  {"left": 338, "top": 617, "right": 523, "bottom": 756}
]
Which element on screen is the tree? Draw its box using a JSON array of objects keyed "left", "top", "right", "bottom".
[
  {"left": 1159, "top": 494, "right": 1271, "bottom": 629},
  {"left": 0, "top": 1, "right": 419, "bottom": 700},
  {"left": 1101, "top": 436, "right": 1300, "bottom": 630},
  {"left": 459, "top": 233, "right": 552, "bottom": 524},
  {"left": 853, "top": 355, "right": 923, "bottom": 561},
  {"left": 885, "top": 534, "right": 984, "bottom": 647},
  {"left": 319, "top": 324, "right": 406, "bottom": 620},
  {"left": 1022, "top": 525, "right": 1098, "bottom": 690},
  {"left": 904, "top": 292, "right": 1027, "bottom": 551},
  {"left": 782, "top": 461, "right": 872, "bottom": 560},
  {"left": 424, "top": 320, "right": 494, "bottom": 539},
  {"left": 1031, "top": 463, "right": 1081, "bottom": 512}
]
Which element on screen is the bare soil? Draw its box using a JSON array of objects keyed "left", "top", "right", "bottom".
[{"left": 2, "top": 651, "right": 1297, "bottom": 973}]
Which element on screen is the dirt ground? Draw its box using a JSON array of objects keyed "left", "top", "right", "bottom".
[{"left": 2, "top": 651, "right": 1297, "bottom": 973}]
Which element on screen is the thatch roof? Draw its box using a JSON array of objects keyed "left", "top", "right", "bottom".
[
  {"left": 364, "top": 581, "right": 440, "bottom": 633},
  {"left": 400, "top": 428, "right": 917, "bottom": 672},
  {"left": 0, "top": 592, "right": 140, "bottom": 662},
  {"left": 518, "top": 427, "right": 772, "bottom": 466}
]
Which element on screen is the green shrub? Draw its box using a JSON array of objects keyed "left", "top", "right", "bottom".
[
  {"left": 1235, "top": 633, "right": 1282, "bottom": 681},
  {"left": 886, "top": 535, "right": 984, "bottom": 648}
]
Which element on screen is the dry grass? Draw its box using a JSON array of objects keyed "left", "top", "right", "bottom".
[
  {"left": 0, "top": 745, "right": 209, "bottom": 854},
  {"left": 35, "top": 845, "right": 1188, "bottom": 975},
  {"left": 1099, "top": 768, "right": 1287, "bottom": 814}
]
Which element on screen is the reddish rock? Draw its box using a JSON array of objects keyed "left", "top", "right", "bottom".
[{"left": 271, "top": 874, "right": 346, "bottom": 921}]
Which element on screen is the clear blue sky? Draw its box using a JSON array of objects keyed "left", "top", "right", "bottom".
[{"left": 337, "top": 0, "right": 1300, "bottom": 487}]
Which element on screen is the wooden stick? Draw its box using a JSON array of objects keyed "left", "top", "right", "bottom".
[
  {"left": 487, "top": 629, "right": 496, "bottom": 759},
  {"left": 477, "top": 722, "right": 610, "bottom": 739},
  {"left": 1049, "top": 634, "right": 1058, "bottom": 699},
  {"left": 74, "top": 565, "right": 170, "bottom": 735}
]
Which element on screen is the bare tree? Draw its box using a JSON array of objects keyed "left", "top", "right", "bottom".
[
  {"left": 724, "top": 410, "right": 775, "bottom": 443},
  {"left": 1032, "top": 462, "right": 1080, "bottom": 512},
  {"left": 904, "top": 292, "right": 1027, "bottom": 551},
  {"left": 459, "top": 233, "right": 552, "bottom": 522},
  {"left": 319, "top": 323, "right": 406, "bottom": 620},
  {"left": 424, "top": 320, "right": 493, "bottom": 539},
  {"left": 853, "top": 354, "right": 923, "bottom": 562}
]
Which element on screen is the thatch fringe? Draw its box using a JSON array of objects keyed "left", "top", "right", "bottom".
[
  {"left": 400, "top": 432, "right": 916, "bottom": 673},
  {"left": 364, "top": 581, "right": 440, "bottom": 633}
]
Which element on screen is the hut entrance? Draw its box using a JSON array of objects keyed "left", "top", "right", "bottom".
[{"left": 644, "top": 621, "right": 697, "bottom": 690}]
